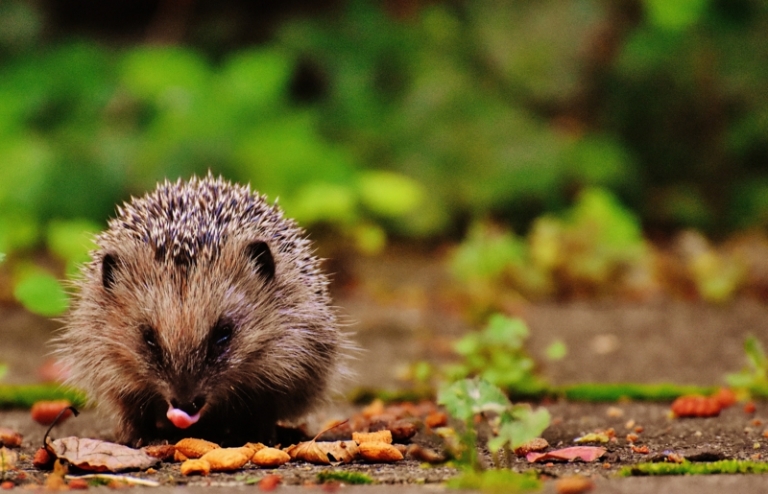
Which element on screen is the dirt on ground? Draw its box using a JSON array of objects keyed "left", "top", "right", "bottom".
[{"left": 2, "top": 251, "right": 768, "bottom": 492}]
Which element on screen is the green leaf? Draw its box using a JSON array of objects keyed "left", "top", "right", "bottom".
[
  {"left": 644, "top": 0, "right": 708, "bottom": 31},
  {"left": 437, "top": 378, "right": 511, "bottom": 423},
  {"left": 0, "top": 363, "right": 7, "bottom": 382},
  {"left": 488, "top": 405, "right": 551, "bottom": 453},
  {"left": 545, "top": 340, "right": 567, "bottom": 361},
  {"left": 46, "top": 219, "right": 100, "bottom": 264},
  {"left": 357, "top": 171, "right": 425, "bottom": 218},
  {"left": 13, "top": 271, "right": 69, "bottom": 317}
]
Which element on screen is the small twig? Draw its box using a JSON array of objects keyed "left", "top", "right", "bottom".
[{"left": 43, "top": 406, "right": 80, "bottom": 450}]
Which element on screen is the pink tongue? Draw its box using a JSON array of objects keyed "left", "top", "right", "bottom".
[{"left": 167, "top": 406, "right": 201, "bottom": 429}]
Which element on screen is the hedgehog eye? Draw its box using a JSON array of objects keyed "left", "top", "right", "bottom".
[
  {"left": 210, "top": 318, "right": 234, "bottom": 348},
  {"left": 140, "top": 325, "right": 160, "bottom": 351}
]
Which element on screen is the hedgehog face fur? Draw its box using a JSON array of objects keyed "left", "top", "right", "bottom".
[{"left": 56, "top": 175, "right": 343, "bottom": 446}]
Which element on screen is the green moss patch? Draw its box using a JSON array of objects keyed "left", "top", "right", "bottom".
[{"left": 620, "top": 460, "right": 768, "bottom": 476}]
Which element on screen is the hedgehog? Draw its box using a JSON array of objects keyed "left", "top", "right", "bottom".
[{"left": 55, "top": 174, "right": 346, "bottom": 446}]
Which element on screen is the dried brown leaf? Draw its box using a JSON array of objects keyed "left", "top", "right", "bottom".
[
  {"left": 0, "top": 428, "right": 22, "bottom": 449},
  {"left": 49, "top": 437, "right": 160, "bottom": 472},
  {"left": 0, "top": 448, "right": 18, "bottom": 474}
]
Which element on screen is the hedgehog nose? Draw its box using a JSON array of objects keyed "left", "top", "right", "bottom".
[{"left": 171, "top": 396, "right": 206, "bottom": 416}]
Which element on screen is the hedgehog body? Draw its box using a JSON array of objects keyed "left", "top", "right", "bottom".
[{"left": 56, "top": 175, "right": 343, "bottom": 446}]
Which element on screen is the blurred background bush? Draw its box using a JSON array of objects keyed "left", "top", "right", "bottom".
[{"left": 1, "top": 0, "right": 768, "bottom": 311}]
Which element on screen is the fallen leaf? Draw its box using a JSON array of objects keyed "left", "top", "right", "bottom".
[
  {"left": 31, "top": 400, "right": 73, "bottom": 426},
  {"left": 200, "top": 447, "right": 251, "bottom": 471},
  {"left": 671, "top": 395, "right": 721, "bottom": 418},
  {"left": 574, "top": 432, "right": 610, "bottom": 444},
  {"left": 358, "top": 442, "right": 404, "bottom": 463},
  {"left": 514, "top": 438, "right": 549, "bottom": 457},
  {"left": 384, "top": 420, "right": 418, "bottom": 442},
  {"left": 45, "top": 460, "right": 67, "bottom": 490},
  {"left": 352, "top": 430, "right": 392, "bottom": 444},
  {"left": 0, "top": 428, "right": 22, "bottom": 448},
  {"left": 406, "top": 444, "right": 446, "bottom": 464},
  {"left": 68, "top": 478, "right": 89, "bottom": 490},
  {"left": 259, "top": 474, "right": 282, "bottom": 491},
  {"left": 142, "top": 444, "right": 175, "bottom": 461},
  {"left": 33, "top": 447, "right": 54, "bottom": 469},
  {"left": 49, "top": 437, "right": 160, "bottom": 472},
  {"left": 180, "top": 459, "right": 210, "bottom": 476},
  {"left": 556, "top": 475, "right": 594, "bottom": 494},
  {"left": 251, "top": 447, "right": 291, "bottom": 467},
  {"left": 175, "top": 438, "right": 220, "bottom": 459},
  {"left": 286, "top": 440, "right": 358, "bottom": 465},
  {"left": 0, "top": 447, "right": 18, "bottom": 474},
  {"left": 526, "top": 446, "right": 606, "bottom": 463},
  {"left": 425, "top": 411, "right": 448, "bottom": 428},
  {"left": 712, "top": 388, "right": 737, "bottom": 408},
  {"left": 631, "top": 445, "right": 650, "bottom": 454}
]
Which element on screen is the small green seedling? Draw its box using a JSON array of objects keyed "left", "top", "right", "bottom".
[
  {"left": 317, "top": 471, "right": 374, "bottom": 485},
  {"left": 438, "top": 377, "right": 550, "bottom": 470},
  {"left": 726, "top": 335, "right": 768, "bottom": 396},
  {"left": 443, "top": 314, "right": 545, "bottom": 395}
]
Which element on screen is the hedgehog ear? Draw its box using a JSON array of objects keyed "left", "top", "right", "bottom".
[
  {"left": 102, "top": 253, "right": 120, "bottom": 291},
  {"left": 245, "top": 241, "right": 275, "bottom": 282}
]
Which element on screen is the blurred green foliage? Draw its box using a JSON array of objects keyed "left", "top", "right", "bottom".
[
  {"left": 725, "top": 335, "right": 768, "bottom": 396},
  {"left": 1, "top": 0, "right": 768, "bottom": 315}
]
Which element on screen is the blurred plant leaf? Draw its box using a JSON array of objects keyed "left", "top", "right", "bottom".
[{"left": 13, "top": 271, "right": 69, "bottom": 317}]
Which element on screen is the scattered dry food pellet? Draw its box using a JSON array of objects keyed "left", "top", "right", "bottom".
[
  {"left": 406, "top": 444, "right": 446, "bottom": 464},
  {"left": 744, "top": 402, "right": 757, "bottom": 414},
  {"left": 751, "top": 453, "right": 762, "bottom": 460},
  {"left": 353, "top": 430, "right": 392, "bottom": 444},
  {"left": 626, "top": 433, "right": 639, "bottom": 443},
  {"left": 1, "top": 481, "right": 14, "bottom": 490},
  {"left": 666, "top": 453, "right": 684, "bottom": 463},
  {"left": 634, "top": 426, "right": 644, "bottom": 433},
  {"left": 143, "top": 444, "right": 175, "bottom": 461},
  {"left": 68, "top": 478, "right": 89, "bottom": 490},
  {"left": 752, "top": 419, "right": 763, "bottom": 427},
  {"left": 382, "top": 420, "right": 418, "bottom": 442},
  {"left": 174, "top": 450, "right": 188, "bottom": 462},
  {"left": 624, "top": 419, "right": 635, "bottom": 430},
  {"left": 425, "top": 411, "right": 448, "bottom": 428},
  {"left": 201, "top": 447, "right": 251, "bottom": 471},
  {"left": 358, "top": 442, "right": 404, "bottom": 463},
  {"left": 606, "top": 406, "right": 623, "bottom": 418},
  {"left": 762, "top": 429, "right": 768, "bottom": 439},
  {"left": 259, "top": 474, "right": 282, "bottom": 492},
  {"left": 362, "top": 399, "right": 385, "bottom": 418},
  {"left": 32, "top": 447, "right": 53, "bottom": 469},
  {"left": 712, "top": 387, "right": 737, "bottom": 408},
  {"left": 252, "top": 447, "right": 290, "bottom": 467},
  {"left": 244, "top": 443, "right": 267, "bottom": 455},
  {"left": 30, "top": 400, "right": 72, "bottom": 426},
  {"left": 754, "top": 442, "right": 761, "bottom": 450},
  {"left": 671, "top": 395, "right": 721, "bottom": 418},
  {"left": 175, "top": 438, "right": 220, "bottom": 459},
  {"left": 602, "top": 462, "right": 611, "bottom": 469},
  {"left": 514, "top": 437, "right": 549, "bottom": 457},
  {"left": 0, "top": 428, "right": 22, "bottom": 448},
  {"left": 180, "top": 459, "right": 211, "bottom": 476},
  {"left": 555, "top": 476, "right": 594, "bottom": 494},
  {"left": 631, "top": 445, "right": 649, "bottom": 454}
]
